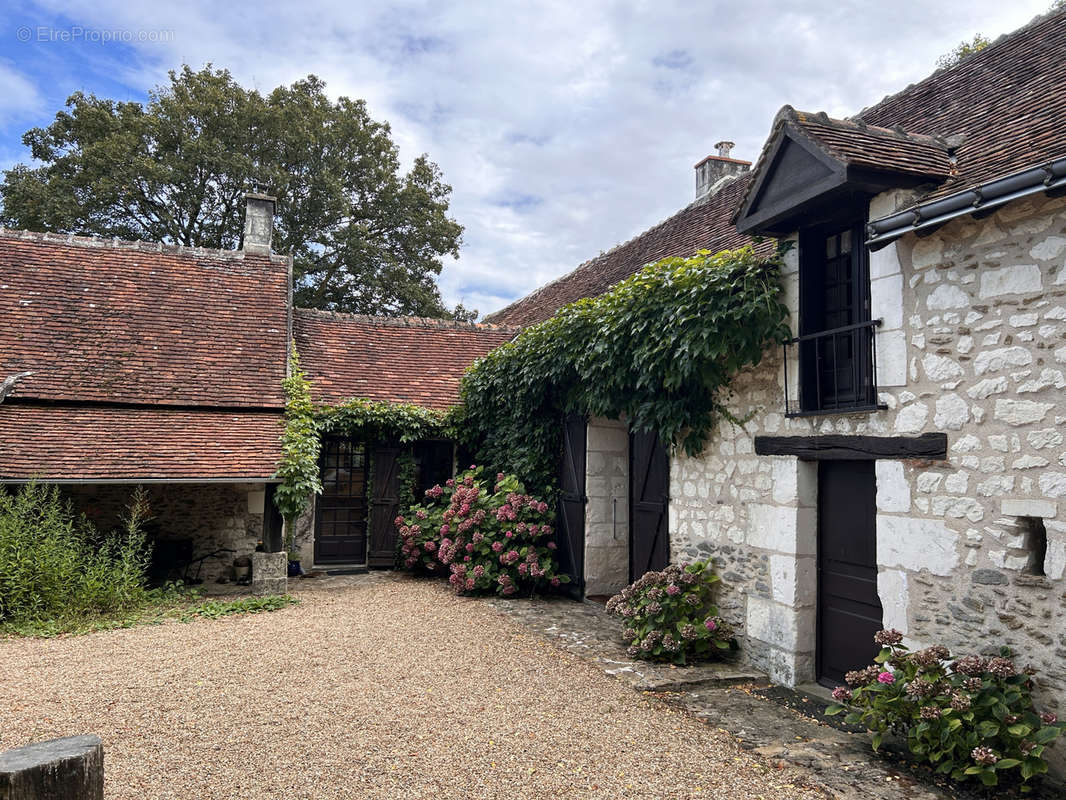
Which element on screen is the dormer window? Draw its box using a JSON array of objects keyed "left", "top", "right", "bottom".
[
  {"left": 794, "top": 221, "right": 879, "bottom": 414},
  {"left": 733, "top": 106, "right": 952, "bottom": 417}
]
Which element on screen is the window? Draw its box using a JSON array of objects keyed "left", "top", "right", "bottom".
[{"left": 790, "top": 221, "right": 879, "bottom": 415}]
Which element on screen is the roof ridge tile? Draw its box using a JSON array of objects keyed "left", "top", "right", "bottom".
[{"left": 0, "top": 226, "right": 290, "bottom": 264}]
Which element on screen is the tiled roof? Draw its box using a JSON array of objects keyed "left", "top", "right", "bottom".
[
  {"left": 0, "top": 405, "right": 283, "bottom": 480},
  {"left": 0, "top": 230, "right": 291, "bottom": 408},
  {"left": 854, "top": 8, "right": 1066, "bottom": 201},
  {"left": 293, "top": 309, "right": 517, "bottom": 411},
  {"left": 789, "top": 109, "right": 954, "bottom": 179},
  {"left": 485, "top": 175, "right": 769, "bottom": 327}
]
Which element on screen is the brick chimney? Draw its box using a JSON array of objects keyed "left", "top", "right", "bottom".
[
  {"left": 694, "top": 140, "right": 750, "bottom": 203},
  {"left": 243, "top": 191, "right": 276, "bottom": 254}
]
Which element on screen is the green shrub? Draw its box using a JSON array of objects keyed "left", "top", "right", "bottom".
[
  {"left": 395, "top": 467, "right": 569, "bottom": 596},
  {"left": 605, "top": 560, "right": 735, "bottom": 665},
  {"left": 826, "top": 630, "right": 1065, "bottom": 791},
  {"left": 0, "top": 483, "right": 152, "bottom": 624}
]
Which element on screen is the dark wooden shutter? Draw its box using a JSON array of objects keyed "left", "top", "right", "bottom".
[
  {"left": 629, "top": 429, "right": 670, "bottom": 580},
  {"left": 368, "top": 445, "right": 401, "bottom": 568},
  {"left": 555, "top": 414, "right": 587, "bottom": 595}
]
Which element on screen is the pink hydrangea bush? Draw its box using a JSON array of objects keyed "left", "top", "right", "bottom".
[
  {"left": 395, "top": 467, "right": 569, "bottom": 596},
  {"left": 605, "top": 560, "right": 735, "bottom": 665},
  {"left": 826, "top": 632, "right": 1065, "bottom": 791}
]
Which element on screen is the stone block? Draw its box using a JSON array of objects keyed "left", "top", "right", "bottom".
[
  {"left": 746, "top": 595, "right": 814, "bottom": 654},
  {"left": 877, "top": 569, "right": 909, "bottom": 634},
  {"left": 894, "top": 401, "right": 928, "bottom": 433},
  {"left": 933, "top": 393, "right": 969, "bottom": 430},
  {"left": 246, "top": 489, "right": 265, "bottom": 514},
  {"left": 922, "top": 353, "right": 963, "bottom": 382},
  {"left": 979, "top": 264, "right": 1042, "bottom": 298},
  {"left": 876, "top": 329, "right": 907, "bottom": 387},
  {"left": 869, "top": 241, "right": 901, "bottom": 279},
  {"left": 1031, "top": 235, "right": 1066, "bottom": 261},
  {"left": 870, "top": 273, "right": 903, "bottom": 329},
  {"left": 910, "top": 237, "right": 944, "bottom": 270},
  {"left": 0, "top": 735, "right": 103, "bottom": 800},
  {"left": 1000, "top": 498, "right": 1057, "bottom": 519},
  {"left": 251, "top": 552, "right": 287, "bottom": 596},
  {"left": 586, "top": 421, "right": 628, "bottom": 453},
  {"left": 1038, "top": 472, "right": 1066, "bottom": 498},
  {"left": 875, "top": 460, "right": 910, "bottom": 513},
  {"left": 876, "top": 515, "right": 959, "bottom": 576},
  {"left": 770, "top": 457, "right": 797, "bottom": 505},
  {"left": 994, "top": 399, "right": 1054, "bottom": 426},
  {"left": 973, "top": 346, "right": 1032, "bottom": 375},
  {"left": 926, "top": 283, "right": 969, "bottom": 310},
  {"left": 769, "top": 553, "right": 815, "bottom": 608},
  {"left": 747, "top": 505, "right": 816, "bottom": 555}
]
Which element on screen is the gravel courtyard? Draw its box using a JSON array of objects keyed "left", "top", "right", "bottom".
[{"left": 0, "top": 573, "right": 823, "bottom": 799}]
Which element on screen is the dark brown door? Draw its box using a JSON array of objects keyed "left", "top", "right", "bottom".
[
  {"left": 817, "top": 460, "right": 883, "bottom": 687},
  {"left": 555, "top": 414, "right": 587, "bottom": 595},
  {"left": 630, "top": 429, "right": 669, "bottom": 581},
  {"left": 368, "top": 446, "right": 401, "bottom": 568},
  {"left": 314, "top": 437, "right": 368, "bottom": 564}
]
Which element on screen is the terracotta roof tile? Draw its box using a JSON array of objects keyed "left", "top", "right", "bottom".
[
  {"left": 0, "top": 405, "right": 283, "bottom": 480},
  {"left": 790, "top": 110, "right": 954, "bottom": 179},
  {"left": 293, "top": 309, "right": 516, "bottom": 411},
  {"left": 485, "top": 175, "right": 769, "bottom": 327},
  {"left": 855, "top": 9, "right": 1066, "bottom": 201},
  {"left": 0, "top": 230, "right": 291, "bottom": 408}
]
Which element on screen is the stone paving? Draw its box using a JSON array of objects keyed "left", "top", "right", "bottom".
[{"left": 486, "top": 592, "right": 1066, "bottom": 800}]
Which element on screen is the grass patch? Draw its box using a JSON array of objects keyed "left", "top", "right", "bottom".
[{"left": 0, "top": 587, "right": 300, "bottom": 638}]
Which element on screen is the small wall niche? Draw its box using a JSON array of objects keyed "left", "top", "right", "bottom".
[{"left": 1017, "top": 516, "right": 1048, "bottom": 577}]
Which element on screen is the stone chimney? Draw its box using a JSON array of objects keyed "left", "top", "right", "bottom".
[
  {"left": 243, "top": 191, "right": 276, "bottom": 254},
  {"left": 694, "top": 140, "right": 751, "bottom": 203}
]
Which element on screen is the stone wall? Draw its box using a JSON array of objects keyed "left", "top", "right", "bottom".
[
  {"left": 667, "top": 192, "right": 1066, "bottom": 716},
  {"left": 583, "top": 417, "right": 629, "bottom": 596},
  {"left": 64, "top": 482, "right": 268, "bottom": 585}
]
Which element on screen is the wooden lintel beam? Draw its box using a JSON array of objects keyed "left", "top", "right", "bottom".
[{"left": 753, "top": 432, "right": 948, "bottom": 461}]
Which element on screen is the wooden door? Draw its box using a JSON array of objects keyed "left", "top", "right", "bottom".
[
  {"left": 314, "top": 437, "right": 368, "bottom": 564},
  {"left": 817, "top": 460, "right": 883, "bottom": 686},
  {"left": 555, "top": 414, "right": 587, "bottom": 595},
  {"left": 630, "top": 429, "right": 670, "bottom": 580},
  {"left": 368, "top": 445, "right": 401, "bottom": 568}
]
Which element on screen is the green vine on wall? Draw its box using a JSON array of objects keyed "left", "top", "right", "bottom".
[
  {"left": 273, "top": 348, "right": 323, "bottom": 526},
  {"left": 453, "top": 246, "right": 791, "bottom": 496},
  {"left": 274, "top": 358, "right": 451, "bottom": 524}
]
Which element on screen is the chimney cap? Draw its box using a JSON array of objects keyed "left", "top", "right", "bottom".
[
  {"left": 714, "top": 140, "right": 735, "bottom": 158},
  {"left": 244, "top": 191, "right": 277, "bottom": 203}
]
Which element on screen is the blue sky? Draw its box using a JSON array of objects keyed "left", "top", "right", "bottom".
[{"left": 0, "top": 0, "right": 1053, "bottom": 316}]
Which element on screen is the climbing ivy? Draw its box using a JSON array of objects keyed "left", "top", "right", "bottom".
[
  {"left": 274, "top": 370, "right": 450, "bottom": 523},
  {"left": 454, "top": 246, "right": 791, "bottom": 496},
  {"left": 317, "top": 398, "right": 448, "bottom": 443},
  {"left": 273, "top": 348, "right": 322, "bottom": 526}
]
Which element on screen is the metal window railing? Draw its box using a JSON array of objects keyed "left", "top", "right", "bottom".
[{"left": 783, "top": 318, "right": 888, "bottom": 417}]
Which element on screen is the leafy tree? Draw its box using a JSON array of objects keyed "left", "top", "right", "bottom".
[
  {"left": 936, "top": 33, "right": 992, "bottom": 69},
  {"left": 0, "top": 66, "right": 469, "bottom": 319}
]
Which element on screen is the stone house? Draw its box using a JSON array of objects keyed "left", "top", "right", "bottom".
[
  {"left": 0, "top": 194, "right": 511, "bottom": 583},
  {"left": 488, "top": 5, "right": 1066, "bottom": 727}
]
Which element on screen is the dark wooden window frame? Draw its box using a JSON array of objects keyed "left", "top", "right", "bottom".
[{"left": 790, "top": 220, "right": 883, "bottom": 417}]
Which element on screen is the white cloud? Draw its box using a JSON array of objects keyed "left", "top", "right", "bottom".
[
  {"left": 0, "top": 61, "right": 43, "bottom": 125},
  {"left": 12, "top": 0, "right": 1054, "bottom": 314}
]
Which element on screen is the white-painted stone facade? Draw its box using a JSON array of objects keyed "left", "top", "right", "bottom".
[
  {"left": 668, "top": 192, "right": 1066, "bottom": 723},
  {"left": 583, "top": 417, "right": 630, "bottom": 596}
]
